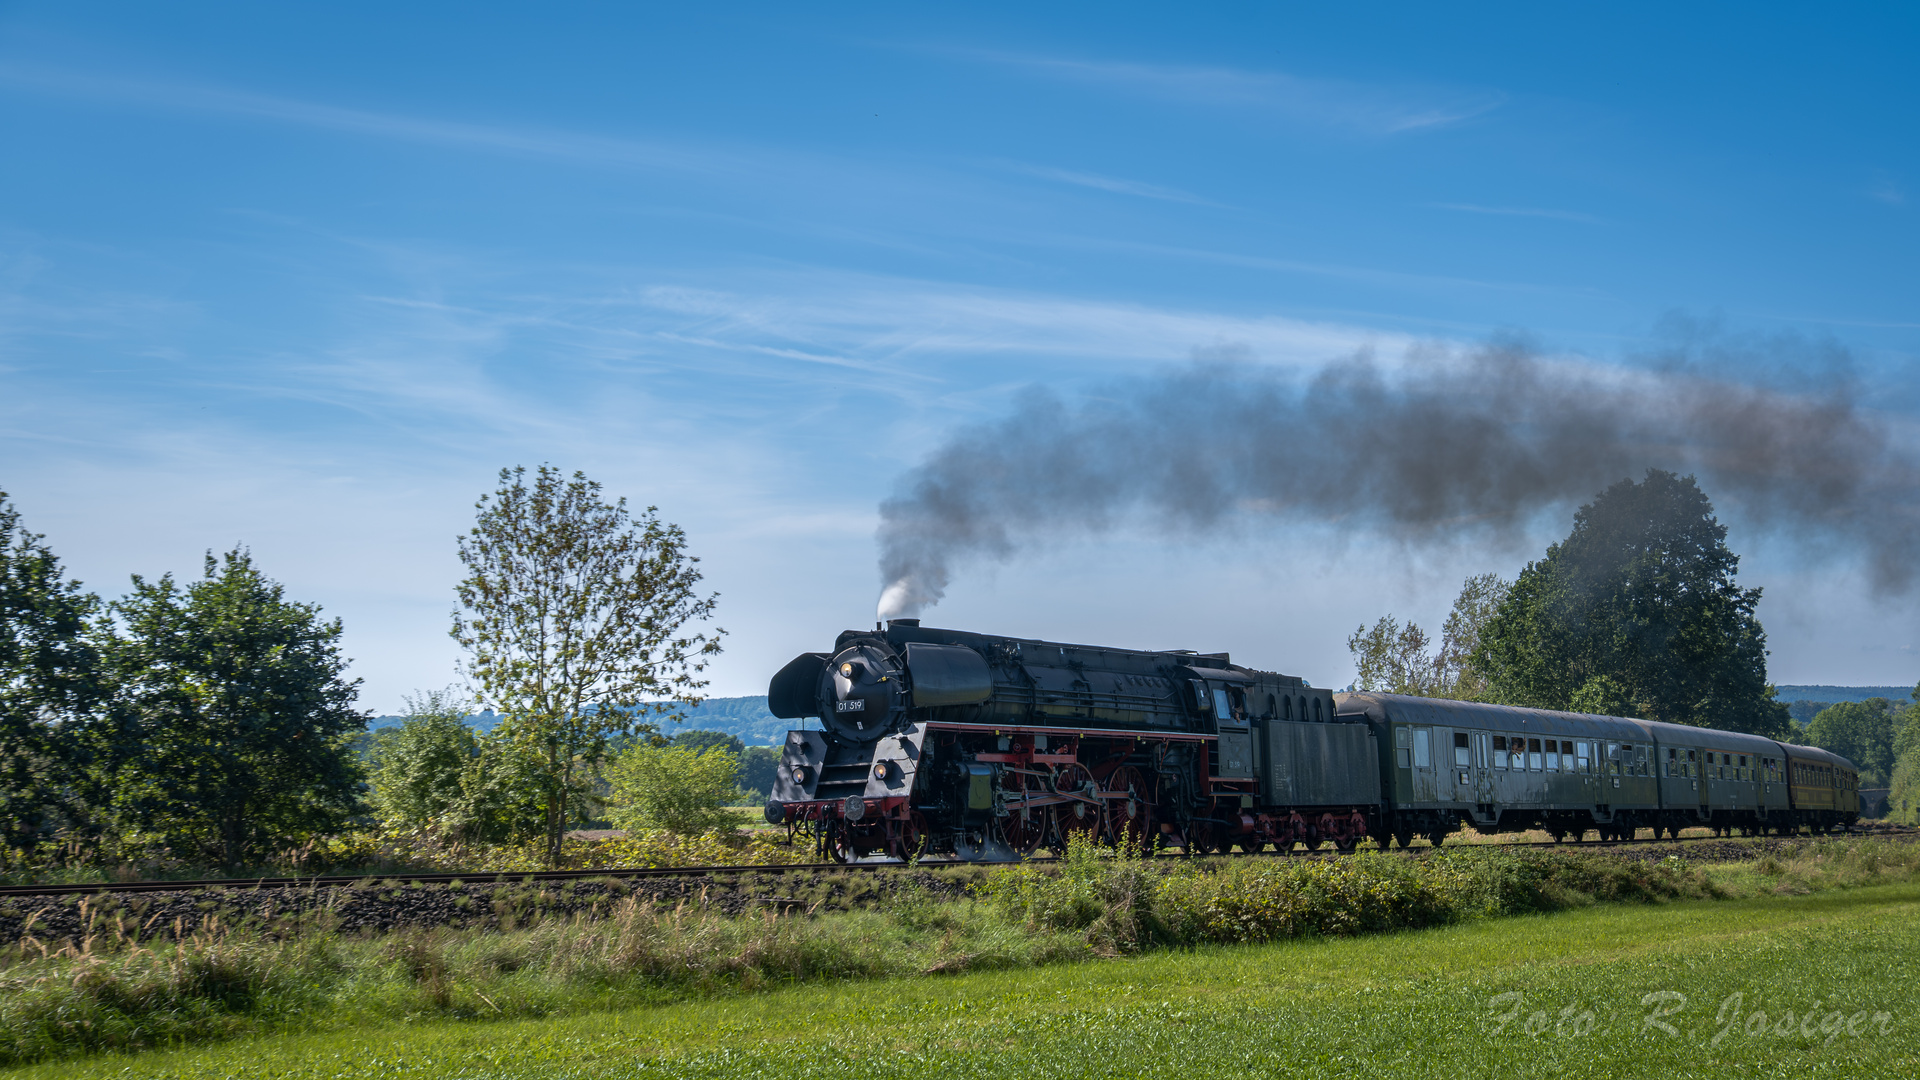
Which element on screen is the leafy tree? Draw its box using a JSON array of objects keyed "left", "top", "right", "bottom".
[
  {"left": 671, "top": 729, "right": 743, "bottom": 756},
  {"left": 367, "top": 691, "right": 473, "bottom": 827},
  {"left": 100, "top": 549, "right": 367, "bottom": 868},
  {"left": 1804, "top": 699, "right": 1899, "bottom": 782},
  {"left": 0, "top": 493, "right": 105, "bottom": 849},
  {"left": 1347, "top": 574, "right": 1509, "bottom": 699},
  {"left": 1347, "top": 615, "right": 1436, "bottom": 695},
  {"left": 1883, "top": 686, "right": 1920, "bottom": 823},
  {"left": 604, "top": 743, "right": 740, "bottom": 836},
  {"left": 1472, "top": 470, "right": 1791, "bottom": 737},
  {"left": 738, "top": 745, "right": 780, "bottom": 799},
  {"left": 453, "top": 465, "right": 723, "bottom": 866}
]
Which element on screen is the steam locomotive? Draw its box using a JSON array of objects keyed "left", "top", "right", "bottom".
[{"left": 763, "top": 620, "right": 1861, "bottom": 861}]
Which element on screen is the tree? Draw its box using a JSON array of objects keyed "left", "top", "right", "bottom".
[
  {"left": 1803, "top": 699, "right": 1899, "bottom": 783},
  {"left": 671, "top": 729, "right": 743, "bottom": 756},
  {"left": 100, "top": 549, "right": 367, "bottom": 868},
  {"left": 604, "top": 742, "right": 741, "bottom": 835},
  {"left": 0, "top": 493, "right": 105, "bottom": 849},
  {"left": 368, "top": 689, "right": 487, "bottom": 833},
  {"left": 1472, "top": 471, "right": 1791, "bottom": 737},
  {"left": 1434, "top": 573, "right": 1509, "bottom": 700},
  {"left": 1346, "top": 574, "right": 1509, "bottom": 699},
  {"left": 738, "top": 745, "right": 780, "bottom": 799},
  {"left": 453, "top": 465, "right": 723, "bottom": 866},
  {"left": 1347, "top": 615, "right": 1437, "bottom": 695},
  {"left": 1890, "top": 688, "right": 1920, "bottom": 823}
]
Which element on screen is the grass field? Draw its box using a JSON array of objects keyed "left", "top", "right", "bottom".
[{"left": 11, "top": 880, "right": 1914, "bottom": 1080}]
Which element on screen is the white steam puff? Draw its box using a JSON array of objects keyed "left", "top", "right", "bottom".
[
  {"left": 876, "top": 577, "right": 925, "bottom": 621},
  {"left": 876, "top": 334, "right": 1920, "bottom": 613}
]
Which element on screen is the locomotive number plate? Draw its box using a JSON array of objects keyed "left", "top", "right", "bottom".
[{"left": 835, "top": 699, "right": 866, "bottom": 713}]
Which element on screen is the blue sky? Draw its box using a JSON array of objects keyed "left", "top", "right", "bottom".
[{"left": 2, "top": 2, "right": 1916, "bottom": 711}]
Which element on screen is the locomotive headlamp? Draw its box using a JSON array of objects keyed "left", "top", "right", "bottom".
[{"left": 839, "top": 661, "right": 864, "bottom": 680}]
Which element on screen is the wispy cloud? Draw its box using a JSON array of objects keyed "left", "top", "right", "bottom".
[
  {"left": 0, "top": 62, "right": 742, "bottom": 175},
  {"left": 943, "top": 47, "right": 1503, "bottom": 134},
  {"left": 1430, "top": 202, "right": 1604, "bottom": 225},
  {"left": 1869, "top": 171, "right": 1906, "bottom": 207},
  {"left": 987, "top": 160, "right": 1229, "bottom": 207}
]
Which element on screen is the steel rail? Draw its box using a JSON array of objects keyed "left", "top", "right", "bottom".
[{"left": 3, "top": 826, "right": 1902, "bottom": 899}]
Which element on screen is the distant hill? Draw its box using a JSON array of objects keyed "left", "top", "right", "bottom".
[
  {"left": 1774, "top": 685, "right": 1912, "bottom": 728},
  {"left": 368, "top": 696, "right": 800, "bottom": 745},
  {"left": 1774, "top": 685, "right": 1912, "bottom": 705}
]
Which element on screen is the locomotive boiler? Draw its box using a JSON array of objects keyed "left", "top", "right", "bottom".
[{"left": 763, "top": 619, "right": 1379, "bottom": 860}]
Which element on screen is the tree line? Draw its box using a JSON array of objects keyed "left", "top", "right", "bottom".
[
  {"left": 1346, "top": 469, "right": 1919, "bottom": 815},
  {"left": 1, "top": 465, "right": 726, "bottom": 871}
]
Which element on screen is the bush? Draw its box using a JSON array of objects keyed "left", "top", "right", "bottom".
[{"left": 604, "top": 744, "right": 741, "bottom": 836}]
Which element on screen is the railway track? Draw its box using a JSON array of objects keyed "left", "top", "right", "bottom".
[{"left": 5, "top": 825, "right": 1906, "bottom": 899}]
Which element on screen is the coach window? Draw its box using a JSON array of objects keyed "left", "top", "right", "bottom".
[
  {"left": 1413, "top": 728, "right": 1431, "bottom": 769},
  {"left": 1491, "top": 735, "right": 1508, "bottom": 769},
  {"left": 1543, "top": 740, "right": 1559, "bottom": 772},
  {"left": 1527, "top": 738, "right": 1542, "bottom": 771},
  {"left": 1454, "top": 732, "right": 1471, "bottom": 768},
  {"left": 1395, "top": 727, "right": 1411, "bottom": 769},
  {"left": 1576, "top": 741, "right": 1591, "bottom": 771}
]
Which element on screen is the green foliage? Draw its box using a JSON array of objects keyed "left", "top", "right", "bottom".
[
  {"left": 1804, "top": 698, "right": 1901, "bottom": 782},
  {"left": 0, "top": 492, "right": 104, "bottom": 848},
  {"left": 603, "top": 743, "right": 740, "bottom": 836},
  {"left": 977, "top": 834, "right": 1159, "bottom": 951},
  {"left": 670, "top": 729, "right": 742, "bottom": 755},
  {"left": 96, "top": 549, "right": 367, "bottom": 868},
  {"left": 1888, "top": 685, "right": 1920, "bottom": 823},
  {"left": 736, "top": 744, "right": 779, "bottom": 798},
  {"left": 453, "top": 465, "right": 724, "bottom": 867},
  {"left": 1346, "top": 614, "right": 1436, "bottom": 695},
  {"left": 1473, "top": 470, "right": 1790, "bottom": 736},
  {"left": 366, "top": 690, "right": 547, "bottom": 845},
  {"left": 1346, "top": 573, "right": 1510, "bottom": 699},
  {"left": 367, "top": 690, "right": 478, "bottom": 829}
]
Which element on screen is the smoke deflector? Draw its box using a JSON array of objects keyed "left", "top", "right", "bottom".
[{"left": 768, "top": 652, "right": 829, "bottom": 719}]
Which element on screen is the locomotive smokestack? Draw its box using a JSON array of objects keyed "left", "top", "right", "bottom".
[{"left": 876, "top": 330, "right": 1920, "bottom": 611}]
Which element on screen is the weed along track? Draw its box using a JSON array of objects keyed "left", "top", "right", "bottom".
[
  {"left": 4, "top": 831, "right": 1908, "bottom": 949},
  {"left": 0, "top": 864, "right": 997, "bottom": 949}
]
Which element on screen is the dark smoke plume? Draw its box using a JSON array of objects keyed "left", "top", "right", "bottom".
[{"left": 875, "top": 336, "right": 1920, "bottom": 618}]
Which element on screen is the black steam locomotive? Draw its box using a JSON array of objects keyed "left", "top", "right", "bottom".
[{"left": 764, "top": 620, "right": 1861, "bottom": 861}]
